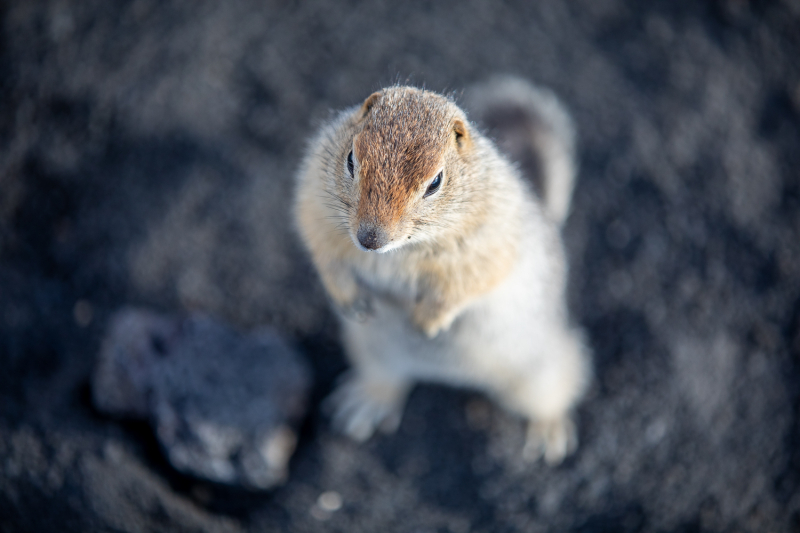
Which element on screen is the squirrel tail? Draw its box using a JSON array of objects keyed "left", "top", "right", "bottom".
[{"left": 463, "top": 76, "right": 577, "bottom": 227}]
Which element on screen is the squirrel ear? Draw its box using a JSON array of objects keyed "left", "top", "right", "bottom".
[
  {"left": 360, "top": 92, "right": 382, "bottom": 118},
  {"left": 453, "top": 119, "right": 471, "bottom": 149}
]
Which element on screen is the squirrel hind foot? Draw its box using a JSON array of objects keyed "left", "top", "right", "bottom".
[
  {"left": 522, "top": 416, "right": 578, "bottom": 465},
  {"left": 324, "top": 372, "right": 409, "bottom": 441}
]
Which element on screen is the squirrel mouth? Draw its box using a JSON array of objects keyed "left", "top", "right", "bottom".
[{"left": 351, "top": 238, "right": 403, "bottom": 254}]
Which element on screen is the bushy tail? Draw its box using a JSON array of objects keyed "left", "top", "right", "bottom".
[{"left": 464, "top": 76, "right": 577, "bottom": 227}]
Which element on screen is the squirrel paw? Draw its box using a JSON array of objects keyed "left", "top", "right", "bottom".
[
  {"left": 414, "top": 305, "right": 460, "bottom": 339},
  {"left": 324, "top": 372, "right": 408, "bottom": 441},
  {"left": 339, "top": 296, "right": 374, "bottom": 323},
  {"left": 522, "top": 416, "right": 578, "bottom": 465}
]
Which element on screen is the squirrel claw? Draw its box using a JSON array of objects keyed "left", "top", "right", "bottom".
[
  {"left": 416, "top": 308, "right": 458, "bottom": 339},
  {"left": 421, "top": 323, "right": 442, "bottom": 339},
  {"left": 339, "top": 296, "right": 373, "bottom": 323}
]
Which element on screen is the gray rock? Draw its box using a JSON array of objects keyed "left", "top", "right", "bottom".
[{"left": 92, "top": 307, "right": 311, "bottom": 490}]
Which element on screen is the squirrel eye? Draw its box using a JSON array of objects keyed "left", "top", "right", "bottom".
[
  {"left": 347, "top": 150, "right": 354, "bottom": 177},
  {"left": 424, "top": 171, "right": 442, "bottom": 198}
]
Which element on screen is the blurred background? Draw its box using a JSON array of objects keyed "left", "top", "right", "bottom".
[{"left": 1, "top": 0, "right": 799, "bottom": 531}]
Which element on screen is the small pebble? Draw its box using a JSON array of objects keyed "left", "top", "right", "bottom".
[{"left": 318, "top": 490, "right": 343, "bottom": 512}]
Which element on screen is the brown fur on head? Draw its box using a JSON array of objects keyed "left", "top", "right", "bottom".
[{"left": 348, "top": 87, "right": 472, "bottom": 253}]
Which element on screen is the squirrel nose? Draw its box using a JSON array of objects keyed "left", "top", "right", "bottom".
[{"left": 357, "top": 224, "right": 388, "bottom": 251}]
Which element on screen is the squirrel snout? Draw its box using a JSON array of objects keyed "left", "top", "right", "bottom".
[{"left": 356, "top": 224, "right": 388, "bottom": 251}]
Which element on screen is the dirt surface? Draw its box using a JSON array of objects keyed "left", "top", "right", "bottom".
[{"left": 2, "top": 0, "right": 800, "bottom": 531}]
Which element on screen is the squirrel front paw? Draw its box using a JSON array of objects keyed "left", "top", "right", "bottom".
[
  {"left": 337, "top": 294, "right": 374, "bottom": 322},
  {"left": 412, "top": 301, "right": 459, "bottom": 338}
]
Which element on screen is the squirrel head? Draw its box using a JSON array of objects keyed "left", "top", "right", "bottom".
[{"left": 339, "top": 86, "right": 473, "bottom": 253}]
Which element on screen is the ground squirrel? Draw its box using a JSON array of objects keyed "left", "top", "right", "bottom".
[{"left": 294, "top": 78, "right": 589, "bottom": 463}]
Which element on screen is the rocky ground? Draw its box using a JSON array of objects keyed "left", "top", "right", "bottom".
[{"left": 1, "top": 0, "right": 800, "bottom": 531}]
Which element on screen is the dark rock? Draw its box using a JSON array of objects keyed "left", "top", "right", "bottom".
[{"left": 92, "top": 308, "right": 310, "bottom": 490}]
